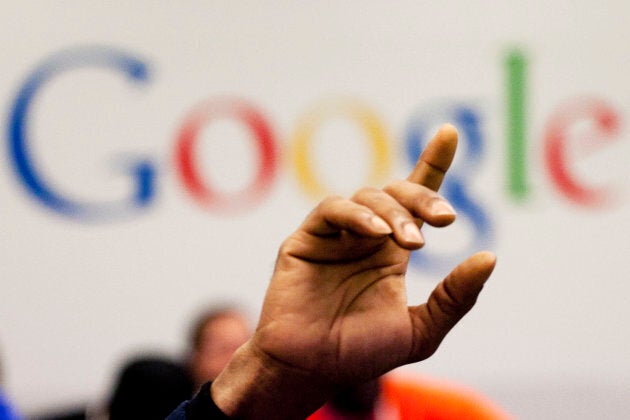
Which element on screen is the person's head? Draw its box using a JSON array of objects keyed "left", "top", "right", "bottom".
[
  {"left": 108, "top": 355, "right": 193, "bottom": 420},
  {"left": 187, "top": 305, "right": 251, "bottom": 388}
]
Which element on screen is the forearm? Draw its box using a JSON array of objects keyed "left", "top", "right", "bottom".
[{"left": 210, "top": 341, "right": 334, "bottom": 419}]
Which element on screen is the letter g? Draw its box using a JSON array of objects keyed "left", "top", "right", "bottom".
[{"left": 7, "top": 46, "right": 155, "bottom": 221}]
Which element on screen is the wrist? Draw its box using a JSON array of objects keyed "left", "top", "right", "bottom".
[{"left": 210, "top": 340, "right": 334, "bottom": 419}]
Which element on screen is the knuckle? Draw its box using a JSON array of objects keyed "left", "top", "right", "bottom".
[
  {"left": 277, "top": 237, "right": 295, "bottom": 258},
  {"left": 382, "top": 179, "right": 407, "bottom": 193},
  {"left": 351, "top": 186, "right": 382, "bottom": 201},
  {"left": 434, "top": 281, "right": 463, "bottom": 317},
  {"left": 317, "top": 194, "right": 344, "bottom": 208}
]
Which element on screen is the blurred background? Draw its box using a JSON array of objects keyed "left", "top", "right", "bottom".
[{"left": 1, "top": 1, "right": 629, "bottom": 418}]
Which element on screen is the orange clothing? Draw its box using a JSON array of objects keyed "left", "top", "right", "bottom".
[{"left": 308, "top": 374, "right": 511, "bottom": 420}]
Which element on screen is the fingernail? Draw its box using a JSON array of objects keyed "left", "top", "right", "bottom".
[
  {"left": 403, "top": 222, "right": 424, "bottom": 244},
  {"left": 431, "top": 200, "right": 456, "bottom": 216},
  {"left": 371, "top": 216, "right": 392, "bottom": 234}
]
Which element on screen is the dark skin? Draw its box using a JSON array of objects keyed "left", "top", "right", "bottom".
[{"left": 211, "top": 124, "right": 497, "bottom": 419}]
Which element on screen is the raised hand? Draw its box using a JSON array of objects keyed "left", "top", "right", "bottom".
[{"left": 211, "top": 124, "right": 496, "bottom": 419}]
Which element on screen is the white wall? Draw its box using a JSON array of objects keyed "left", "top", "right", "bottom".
[{"left": 1, "top": 1, "right": 629, "bottom": 417}]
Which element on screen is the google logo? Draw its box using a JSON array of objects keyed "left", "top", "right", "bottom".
[{"left": 6, "top": 46, "right": 625, "bottom": 269}]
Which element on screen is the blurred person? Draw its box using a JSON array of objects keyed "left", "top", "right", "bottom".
[
  {"left": 105, "top": 354, "right": 193, "bottom": 420},
  {"left": 35, "top": 354, "right": 192, "bottom": 420},
  {"left": 45, "top": 305, "right": 250, "bottom": 419},
  {"left": 168, "top": 124, "right": 502, "bottom": 419},
  {"left": 0, "top": 348, "right": 22, "bottom": 420},
  {"left": 308, "top": 375, "right": 510, "bottom": 419},
  {"left": 0, "top": 387, "right": 21, "bottom": 420},
  {"left": 186, "top": 305, "right": 251, "bottom": 391}
]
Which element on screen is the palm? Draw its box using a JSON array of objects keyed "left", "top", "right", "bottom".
[
  {"left": 252, "top": 124, "right": 496, "bottom": 388},
  {"left": 259, "top": 232, "right": 413, "bottom": 383}
]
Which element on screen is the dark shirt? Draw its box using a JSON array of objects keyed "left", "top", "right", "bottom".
[{"left": 167, "top": 383, "right": 230, "bottom": 420}]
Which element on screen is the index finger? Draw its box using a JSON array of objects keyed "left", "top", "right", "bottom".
[{"left": 407, "top": 123, "right": 458, "bottom": 192}]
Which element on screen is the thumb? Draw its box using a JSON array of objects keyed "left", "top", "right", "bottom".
[{"left": 408, "top": 251, "right": 497, "bottom": 362}]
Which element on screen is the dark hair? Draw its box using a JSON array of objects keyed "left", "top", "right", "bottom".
[{"left": 108, "top": 355, "right": 193, "bottom": 420}]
